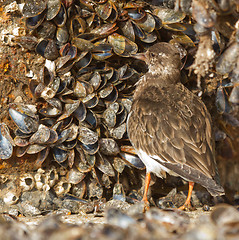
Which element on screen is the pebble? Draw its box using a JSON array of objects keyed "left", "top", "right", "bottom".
[{"left": 203, "top": 204, "right": 210, "bottom": 211}]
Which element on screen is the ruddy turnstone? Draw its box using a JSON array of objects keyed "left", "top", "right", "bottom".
[{"left": 128, "top": 42, "right": 224, "bottom": 210}]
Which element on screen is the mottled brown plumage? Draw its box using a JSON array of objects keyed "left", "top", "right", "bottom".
[{"left": 128, "top": 43, "right": 224, "bottom": 202}]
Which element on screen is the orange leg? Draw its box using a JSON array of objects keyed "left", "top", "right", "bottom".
[
  {"left": 142, "top": 172, "right": 151, "bottom": 210},
  {"left": 178, "top": 182, "right": 194, "bottom": 210}
]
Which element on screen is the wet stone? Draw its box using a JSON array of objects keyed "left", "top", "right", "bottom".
[
  {"left": 106, "top": 208, "right": 136, "bottom": 229},
  {"left": 203, "top": 204, "right": 210, "bottom": 211},
  {"left": 17, "top": 190, "right": 56, "bottom": 216},
  {"left": 60, "top": 199, "right": 91, "bottom": 214},
  {"left": 102, "top": 199, "right": 131, "bottom": 213}
]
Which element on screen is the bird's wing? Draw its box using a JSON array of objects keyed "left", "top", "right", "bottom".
[{"left": 128, "top": 83, "right": 217, "bottom": 179}]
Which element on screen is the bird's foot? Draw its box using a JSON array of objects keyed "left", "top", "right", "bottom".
[
  {"left": 178, "top": 182, "right": 196, "bottom": 211},
  {"left": 178, "top": 201, "right": 195, "bottom": 211},
  {"left": 142, "top": 197, "right": 150, "bottom": 212}
]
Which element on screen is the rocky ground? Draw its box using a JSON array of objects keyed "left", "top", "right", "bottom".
[{"left": 1, "top": 201, "right": 239, "bottom": 240}]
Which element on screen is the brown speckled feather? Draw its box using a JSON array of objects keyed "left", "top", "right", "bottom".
[{"left": 127, "top": 43, "right": 224, "bottom": 196}]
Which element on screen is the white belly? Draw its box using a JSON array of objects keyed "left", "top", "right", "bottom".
[{"left": 137, "top": 149, "right": 179, "bottom": 178}]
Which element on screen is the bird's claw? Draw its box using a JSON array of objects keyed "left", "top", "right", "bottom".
[
  {"left": 142, "top": 198, "right": 150, "bottom": 212},
  {"left": 178, "top": 202, "right": 196, "bottom": 211}
]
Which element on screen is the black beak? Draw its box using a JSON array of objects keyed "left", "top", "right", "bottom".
[{"left": 131, "top": 52, "right": 148, "bottom": 63}]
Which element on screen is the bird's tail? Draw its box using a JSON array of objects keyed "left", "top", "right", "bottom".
[{"left": 160, "top": 161, "right": 225, "bottom": 196}]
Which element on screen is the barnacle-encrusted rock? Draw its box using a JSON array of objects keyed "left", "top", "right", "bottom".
[{"left": 0, "top": 0, "right": 239, "bottom": 206}]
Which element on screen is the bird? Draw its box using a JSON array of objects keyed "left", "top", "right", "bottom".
[{"left": 127, "top": 42, "right": 224, "bottom": 210}]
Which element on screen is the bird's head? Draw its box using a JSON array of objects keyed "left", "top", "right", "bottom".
[{"left": 132, "top": 42, "right": 182, "bottom": 84}]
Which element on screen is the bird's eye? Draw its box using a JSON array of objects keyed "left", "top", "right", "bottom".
[{"left": 150, "top": 52, "right": 156, "bottom": 57}]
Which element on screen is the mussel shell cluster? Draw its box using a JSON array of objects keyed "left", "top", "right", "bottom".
[
  {"left": 18, "top": 0, "right": 165, "bottom": 63},
  {"left": 1, "top": 61, "right": 147, "bottom": 200},
  {"left": 1, "top": 0, "right": 239, "bottom": 203}
]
